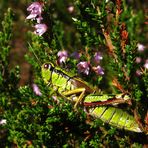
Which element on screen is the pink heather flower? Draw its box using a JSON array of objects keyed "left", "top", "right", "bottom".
[
  {"left": 32, "top": 84, "right": 42, "bottom": 96},
  {"left": 36, "top": 16, "right": 43, "bottom": 24},
  {"left": 0, "top": 119, "right": 7, "bottom": 125},
  {"left": 67, "top": 6, "right": 74, "bottom": 13},
  {"left": 77, "top": 61, "right": 90, "bottom": 75},
  {"left": 34, "top": 24, "right": 47, "bottom": 36},
  {"left": 144, "top": 59, "right": 148, "bottom": 69},
  {"left": 137, "top": 43, "right": 145, "bottom": 52},
  {"left": 92, "top": 65, "right": 104, "bottom": 75},
  {"left": 26, "top": 2, "right": 43, "bottom": 23},
  {"left": 57, "top": 50, "right": 68, "bottom": 64},
  {"left": 52, "top": 95, "right": 60, "bottom": 104},
  {"left": 136, "top": 69, "right": 142, "bottom": 76},
  {"left": 135, "top": 57, "right": 142, "bottom": 64},
  {"left": 71, "top": 51, "right": 81, "bottom": 60},
  {"left": 94, "top": 52, "right": 103, "bottom": 64}
]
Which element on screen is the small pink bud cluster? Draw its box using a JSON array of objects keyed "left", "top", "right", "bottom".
[
  {"left": 77, "top": 52, "right": 104, "bottom": 76},
  {"left": 32, "top": 83, "right": 42, "bottom": 96},
  {"left": 57, "top": 50, "right": 104, "bottom": 76},
  {"left": 26, "top": 2, "right": 47, "bottom": 36},
  {"left": 0, "top": 119, "right": 7, "bottom": 125},
  {"left": 135, "top": 43, "right": 147, "bottom": 76},
  {"left": 67, "top": 6, "right": 74, "bottom": 13},
  {"left": 77, "top": 61, "right": 90, "bottom": 75},
  {"left": 57, "top": 50, "right": 68, "bottom": 64},
  {"left": 144, "top": 59, "right": 148, "bottom": 69},
  {"left": 137, "top": 43, "right": 145, "bottom": 52}
]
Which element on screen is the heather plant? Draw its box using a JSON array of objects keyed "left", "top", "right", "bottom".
[{"left": 0, "top": 0, "right": 148, "bottom": 147}]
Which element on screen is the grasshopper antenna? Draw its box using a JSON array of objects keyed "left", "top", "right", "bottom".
[
  {"left": 27, "top": 42, "right": 42, "bottom": 66},
  {"left": 54, "top": 33, "right": 64, "bottom": 49}
]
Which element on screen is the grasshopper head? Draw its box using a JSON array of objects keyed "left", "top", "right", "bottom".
[{"left": 41, "top": 63, "right": 54, "bottom": 84}]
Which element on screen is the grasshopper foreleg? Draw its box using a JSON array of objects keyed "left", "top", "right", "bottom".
[{"left": 62, "top": 88, "right": 86, "bottom": 109}]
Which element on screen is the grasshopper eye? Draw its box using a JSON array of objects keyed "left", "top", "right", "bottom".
[
  {"left": 44, "top": 63, "right": 51, "bottom": 69},
  {"left": 44, "top": 63, "right": 53, "bottom": 70}
]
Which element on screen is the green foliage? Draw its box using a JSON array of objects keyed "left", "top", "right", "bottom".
[
  {"left": 0, "top": 8, "right": 19, "bottom": 97},
  {"left": 0, "top": 0, "right": 147, "bottom": 147},
  {"left": 0, "top": 8, "right": 13, "bottom": 61}
]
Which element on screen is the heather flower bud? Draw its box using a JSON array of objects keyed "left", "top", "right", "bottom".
[
  {"left": 34, "top": 24, "right": 47, "bottom": 36},
  {"left": 67, "top": 6, "right": 74, "bottom": 13},
  {"left": 94, "top": 52, "right": 103, "bottom": 64},
  {"left": 92, "top": 65, "right": 104, "bottom": 75},
  {"left": 77, "top": 61, "right": 90, "bottom": 75},
  {"left": 57, "top": 50, "right": 68, "bottom": 64},
  {"left": 144, "top": 59, "right": 148, "bottom": 69},
  {"left": 0, "top": 119, "right": 7, "bottom": 125},
  {"left": 71, "top": 51, "right": 81, "bottom": 60},
  {"left": 32, "top": 83, "right": 42, "bottom": 96},
  {"left": 136, "top": 69, "right": 142, "bottom": 76},
  {"left": 135, "top": 57, "right": 142, "bottom": 64},
  {"left": 137, "top": 43, "right": 145, "bottom": 52},
  {"left": 26, "top": 2, "right": 43, "bottom": 23}
]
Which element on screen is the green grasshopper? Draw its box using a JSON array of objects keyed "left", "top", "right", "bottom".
[{"left": 41, "top": 62, "right": 142, "bottom": 133}]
